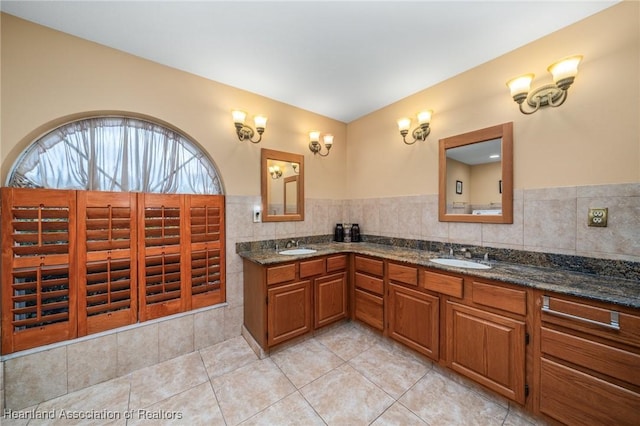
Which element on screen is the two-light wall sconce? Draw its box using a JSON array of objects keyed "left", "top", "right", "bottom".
[
  {"left": 397, "top": 110, "right": 433, "bottom": 145},
  {"left": 308, "top": 131, "right": 334, "bottom": 157},
  {"left": 268, "top": 165, "right": 283, "bottom": 179},
  {"left": 506, "top": 55, "right": 582, "bottom": 115},
  {"left": 232, "top": 110, "right": 267, "bottom": 143}
]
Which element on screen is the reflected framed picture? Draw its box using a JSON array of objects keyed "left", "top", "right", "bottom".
[{"left": 456, "top": 180, "right": 463, "bottom": 194}]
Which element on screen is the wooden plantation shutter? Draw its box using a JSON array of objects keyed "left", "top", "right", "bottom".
[
  {"left": 138, "top": 193, "right": 186, "bottom": 321},
  {"left": 1, "top": 188, "right": 77, "bottom": 354},
  {"left": 77, "top": 191, "right": 137, "bottom": 335},
  {"left": 1, "top": 188, "right": 226, "bottom": 354},
  {"left": 186, "top": 195, "right": 226, "bottom": 309}
]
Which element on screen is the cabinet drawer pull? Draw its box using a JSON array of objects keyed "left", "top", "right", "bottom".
[{"left": 542, "top": 296, "right": 620, "bottom": 330}]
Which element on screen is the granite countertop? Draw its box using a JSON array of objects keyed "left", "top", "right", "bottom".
[{"left": 238, "top": 242, "right": 640, "bottom": 309}]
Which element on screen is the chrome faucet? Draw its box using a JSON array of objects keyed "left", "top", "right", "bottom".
[{"left": 285, "top": 239, "right": 296, "bottom": 248}]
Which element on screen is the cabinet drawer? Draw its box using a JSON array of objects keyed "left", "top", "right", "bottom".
[
  {"left": 472, "top": 281, "right": 526, "bottom": 315},
  {"left": 355, "top": 272, "right": 384, "bottom": 295},
  {"left": 355, "top": 256, "right": 383, "bottom": 277},
  {"left": 422, "top": 270, "right": 463, "bottom": 298},
  {"left": 300, "top": 258, "right": 326, "bottom": 278},
  {"left": 541, "top": 327, "right": 640, "bottom": 387},
  {"left": 540, "top": 358, "right": 639, "bottom": 426},
  {"left": 541, "top": 295, "right": 640, "bottom": 348},
  {"left": 267, "top": 263, "right": 297, "bottom": 285},
  {"left": 326, "top": 254, "right": 348, "bottom": 272},
  {"left": 388, "top": 262, "right": 418, "bottom": 286},
  {"left": 355, "top": 289, "right": 384, "bottom": 331}
]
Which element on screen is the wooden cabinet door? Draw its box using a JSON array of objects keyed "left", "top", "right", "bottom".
[
  {"left": 446, "top": 301, "right": 526, "bottom": 404},
  {"left": 388, "top": 284, "right": 439, "bottom": 360},
  {"left": 267, "top": 280, "right": 312, "bottom": 347},
  {"left": 314, "top": 272, "right": 348, "bottom": 329}
]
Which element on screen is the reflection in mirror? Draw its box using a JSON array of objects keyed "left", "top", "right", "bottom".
[
  {"left": 439, "top": 122, "right": 513, "bottom": 224},
  {"left": 261, "top": 149, "right": 304, "bottom": 222}
]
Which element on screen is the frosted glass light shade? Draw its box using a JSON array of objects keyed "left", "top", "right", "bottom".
[
  {"left": 548, "top": 55, "right": 582, "bottom": 86},
  {"left": 232, "top": 110, "right": 247, "bottom": 124},
  {"left": 506, "top": 74, "right": 534, "bottom": 97},
  {"left": 254, "top": 115, "right": 267, "bottom": 129},
  {"left": 309, "top": 131, "right": 320, "bottom": 143},
  {"left": 417, "top": 110, "right": 432, "bottom": 125},
  {"left": 323, "top": 134, "right": 334, "bottom": 147},
  {"left": 397, "top": 118, "right": 411, "bottom": 132}
]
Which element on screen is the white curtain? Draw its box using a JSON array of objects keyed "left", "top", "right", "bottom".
[{"left": 7, "top": 117, "right": 222, "bottom": 194}]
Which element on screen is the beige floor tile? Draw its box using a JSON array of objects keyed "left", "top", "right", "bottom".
[
  {"left": 200, "top": 335, "right": 258, "bottom": 379},
  {"left": 128, "top": 382, "right": 224, "bottom": 426},
  {"left": 301, "top": 363, "right": 394, "bottom": 425},
  {"left": 315, "top": 322, "right": 381, "bottom": 361},
  {"left": 129, "top": 352, "right": 208, "bottom": 409},
  {"left": 239, "top": 391, "right": 325, "bottom": 426},
  {"left": 211, "top": 358, "right": 296, "bottom": 425},
  {"left": 400, "top": 370, "right": 508, "bottom": 426},
  {"left": 370, "top": 402, "right": 428, "bottom": 425},
  {"left": 271, "top": 338, "right": 344, "bottom": 388},
  {"left": 349, "top": 341, "right": 431, "bottom": 399},
  {"left": 30, "top": 376, "right": 130, "bottom": 426}
]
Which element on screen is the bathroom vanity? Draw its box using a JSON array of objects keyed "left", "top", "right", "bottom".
[{"left": 240, "top": 242, "right": 640, "bottom": 425}]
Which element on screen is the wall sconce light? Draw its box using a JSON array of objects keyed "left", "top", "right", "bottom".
[
  {"left": 291, "top": 163, "right": 299, "bottom": 174},
  {"left": 506, "top": 55, "right": 582, "bottom": 115},
  {"left": 308, "top": 131, "right": 334, "bottom": 157},
  {"left": 232, "top": 109, "right": 267, "bottom": 143},
  {"left": 397, "top": 110, "right": 433, "bottom": 145},
  {"left": 268, "top": 165, "right": 282, "bottom": 179}
]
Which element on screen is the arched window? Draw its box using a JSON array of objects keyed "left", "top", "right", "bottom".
[
  {"left": 7, "top": 116, "right": 223, "bottom": 195},
  {"left": 1, "top": 115, "right": 226, "bottom": 355}
]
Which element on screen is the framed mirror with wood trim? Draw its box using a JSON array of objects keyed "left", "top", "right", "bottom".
[
  {"left": 261, "top": 148, "right": 305, "bottom": 222},
  {"left": 439, "top": 122, "right": 513, "bottom": 223}
]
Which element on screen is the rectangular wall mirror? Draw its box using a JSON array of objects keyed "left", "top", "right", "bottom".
[
  {"left": 261, "top": 148, "right": 305, "bottom": 222},
  {"left": 438, "top": 122, "right": 513, "bottom": 223}
]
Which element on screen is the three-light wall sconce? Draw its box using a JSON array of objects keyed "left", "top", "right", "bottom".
[
  {"left": 397, "top": 110, "right": 433, "bottom": 145},
  {"left": 506, "top": 55, "right": 582, "bottom": 115},
  {"left": 308, "top": 131, "right": 334, "bottom": 157},
  {"left": 232, "top": 110, "right": 267, "bottom": 143}
]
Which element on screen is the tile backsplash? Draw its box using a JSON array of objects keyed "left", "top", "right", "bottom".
[{"left": 228, "top": 183, "right": 639, "bottom": 263}]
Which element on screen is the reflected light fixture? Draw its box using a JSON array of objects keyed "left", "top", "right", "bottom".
[
  {"left": 506, "top": 55, "right": 582, "bottom": 115},
  {"left": 308, "top": 131, "right": 334, "bottom": 157},
  {"left": 268, "top": 165, "right": 282, "bottom": 179},
  {"left": 291, "top": 163, "right": 299, "bottom": 174},
  {"left": 397, "top": 110, "right": 433, "bottom": 145},
  {"left": 232, "top": 109, "right": 267, "bottom": 143}
]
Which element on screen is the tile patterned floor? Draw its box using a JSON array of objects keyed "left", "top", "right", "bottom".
[{"left": 2, "top": 322, "right": 548, "bottom": 426}]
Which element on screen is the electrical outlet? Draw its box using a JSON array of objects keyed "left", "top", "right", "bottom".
[
  {"left": 588, "top": 208, "right": 608, "bottom": 227},
  {"left": 253, "top": 206, "right": 261, "bottom": 223}
]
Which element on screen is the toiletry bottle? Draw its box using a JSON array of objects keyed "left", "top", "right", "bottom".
[
  {"left": 334, "top": 223, "right": 344, "bottom": 242},
  {"left": 351, "top": 224, "right": 360, "bottom": 242}
]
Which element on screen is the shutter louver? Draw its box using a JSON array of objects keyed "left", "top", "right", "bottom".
[
  {"left": 77, "top": 192, "right": 137, "bottom": 335},
  {"left": 1, "top": 188, "right": 77, "bottom": 354}
]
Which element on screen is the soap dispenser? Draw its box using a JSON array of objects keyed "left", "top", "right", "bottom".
[{"left": 334, "top": 223, "right": 344, "bottom": 242}]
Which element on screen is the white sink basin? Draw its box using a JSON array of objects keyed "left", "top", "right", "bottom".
[
  {"left": 278, "top": 248, "right": 317, "bottom": 255},
  {"left": 429, "top": 258, "right": 491, "bottom": 270}
]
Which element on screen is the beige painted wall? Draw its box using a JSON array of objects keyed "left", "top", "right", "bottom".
[
  {"left": 0, "top": 13, "right": 348, "bottom": 199},
  {"left": 1, "top": 2, "right": 638, "bottom": 202},
  {"left": 347, "top": 1, "right": 639, "bottom": 198}
]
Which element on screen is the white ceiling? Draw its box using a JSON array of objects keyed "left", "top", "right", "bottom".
[{"left": 1, "top": 1, "right": 619, "bottom": 123}]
